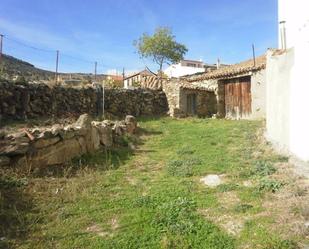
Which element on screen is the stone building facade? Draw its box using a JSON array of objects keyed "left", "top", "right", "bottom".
[{"left": 161, "top": 54, "right": 267, "bottom": 120}]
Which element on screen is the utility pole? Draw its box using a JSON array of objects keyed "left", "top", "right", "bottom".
[
  {"left": 0, "top": 34, "right": 4, "bottom": 62},
  {"left": 122, "top": 67, "right": 125, "bottom": 86},
  {"left": 252, "top": 44, "right": 256, "bottom": 67},
  {"left": 55, "top": 50, "right": 59, "bottom": 83},
  {"left": 94, "top": 61, "right": 97, "bottom": 81}
]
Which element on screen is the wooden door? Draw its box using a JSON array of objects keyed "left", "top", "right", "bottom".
[
  {"left": 224, "top": 76, "right": 251, "bottom": 119},
  {"left": 186, "top": 94, "right": 197, "bottom": 115}
]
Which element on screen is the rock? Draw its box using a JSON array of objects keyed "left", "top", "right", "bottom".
[
  {"left": 88, "top": 126, "right": 100, "bottom": 151},
  {"left": 200, "top": 174, "right": 223, "bottom": 187},
  {"left": 6, "top": 131, "right": 29, "bottom": 143},
  {"left": 125, "top": 115, "right": 137, "bottom": 134},
  {"left": 0, "top": 156, "right": 10, "bottom": 166},
  {"left": 113, "top": 121, "right": 126, "bottom": 136},
  {"left": 74, "top": 114, "right": 91, "bottom": 129},
  {"left": 92, "top": 122, "right": 113, "bottom": 147},
  {"left": 33, "top": 137, "right": 61, "bottom": 149},
  {"left": 38, "top": 129, "right": 54, "bottom": 139},
  {"left": 29, "top": 137, "right": 87, "bottom": 167},
  {"left": 0, "top": 142, "right": 29, "bottom": 156},
  {"left": 59, "top": 125, "right": 76, "bottom": 139},
  {"left": 51, "top": 124, "right": 62, "bottom": 136}
]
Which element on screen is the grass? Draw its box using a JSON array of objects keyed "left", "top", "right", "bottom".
[{"left": 0, "top": 117, "right": 307, "bottom": 248}]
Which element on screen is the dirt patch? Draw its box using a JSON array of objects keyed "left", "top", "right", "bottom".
[
  {"left": 261, "top": 162, "right": 309, "bottom": 239},
  {"left": 86, "top": 218, "right": 119, "bottom": 238},
  {"left": 198, "top": 209, "right": 244, "bottom": 236},
  {"left": 217, "top": 191, "right": 240, "bottom": 209},
  {"left": 86, "top": 224, "right": 109, "bottom": 238}
]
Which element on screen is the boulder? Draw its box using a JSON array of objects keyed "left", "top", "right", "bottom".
[
  {"left": 113, "top": 121, "right": 126, "bottom": 136},
  {"left": 51, "top": 124, "right": 62, "bottom": 136},
  {"left": 0, "top": 142, "right": 29, "bottom": 156},
  {"left": 125, "top": 115, "right": 137, "bottom": 134},
  {"left": 29, "top": 137, "right": 87, "bottom": 167},
  {"left": 200, "top": 175, "right": 223, "bottom": 187},
  {"left": 92, "top": 122, "right": 113, "bottom": 147},
  {"left": 33, "top": 137, "right": 61, "bottom": 149},
  {"left": 74, "top": 114, "right": 92, "bottom": 130}
]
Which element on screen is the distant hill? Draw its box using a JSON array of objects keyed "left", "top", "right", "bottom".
[
  {"left": 0, "top": 54, "right": 55, "bottom": 82},
  {"left": 0, "top": 54, "right": 110, "bottom": 85}
]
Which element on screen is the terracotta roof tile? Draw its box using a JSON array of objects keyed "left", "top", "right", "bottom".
[{"left": 187, "top": 54, "right": 266, "bottom": 82}]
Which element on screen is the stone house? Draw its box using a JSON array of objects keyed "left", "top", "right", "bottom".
[
  {"left": 124, "top": 69, "right": 156, "bottom": 89},
  {"left": 163, "top": 55, "right": 267, "bottom": 119}
]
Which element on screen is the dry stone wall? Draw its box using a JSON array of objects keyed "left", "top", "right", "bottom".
[
  {"left": 0, "top": 80, "right": 168, "bottom": 121},
  {"left": 0, "top": 114, "right": 137, "bottom": 168}
]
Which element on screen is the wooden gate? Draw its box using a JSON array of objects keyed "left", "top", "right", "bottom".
[
  {"left": 186, "top": 94, "right": 197, "bottom": 115},
  {"left": 224, "top": 76, "right": 251, "bottom": 119}
]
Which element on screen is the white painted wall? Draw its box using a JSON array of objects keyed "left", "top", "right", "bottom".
[
  {"left": 251, "top": 70, "right": 267, "bottom": 120},
  {"left": 164, "top": 63, "right": 205, "bottom": 78},
  {"left": 266, "top": 50, "right": 293, "bottom": 153},
  {"left": 289, "top": 42, "right": 309, "bottom": 161},
  {"left": 278, "top": 0, "right": 309, "bottom": 49}
]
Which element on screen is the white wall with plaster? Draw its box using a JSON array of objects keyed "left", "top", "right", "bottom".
[{"left": 164, "top": 63, "right": 205, "bottom": 78}]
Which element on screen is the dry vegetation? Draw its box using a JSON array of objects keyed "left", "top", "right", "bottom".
[{"left": 0, "top": 117, "right": 308, "bottom": 248}]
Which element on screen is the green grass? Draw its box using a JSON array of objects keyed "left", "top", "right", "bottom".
[{"left": 0, "top": 117, "right": 304, "bottom": 249}]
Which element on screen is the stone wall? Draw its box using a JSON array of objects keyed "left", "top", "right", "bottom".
[
  {"left": 179, "top": 89, "right": 217, "bottom": 117},
  {"left": 0, "top": 114, "right": 137, "bottom": 168},
  {"left": 162, "top": 79, "right": 218, "bottom": 118},
  {"left": 0, "top": 80, "right": 168, "bottom": 121}
]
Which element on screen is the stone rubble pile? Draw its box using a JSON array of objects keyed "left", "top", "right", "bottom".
[{"left": 0, "top": 114, "right": 137, "bottom": 168}]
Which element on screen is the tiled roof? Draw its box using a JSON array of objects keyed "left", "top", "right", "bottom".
[{"left": 187, "top": 54, "right": 266, "bottom": 82}]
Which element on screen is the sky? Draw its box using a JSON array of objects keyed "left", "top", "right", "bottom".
[{"left": 0, "top": 0, "right": 278, "bottom": 74}]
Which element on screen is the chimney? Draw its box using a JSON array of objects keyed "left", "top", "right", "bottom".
[
  {"left": 216, "top": 58, "right": 221, "bottom": 69},
  {"left": 279, "top": 21, "right": 287, "bottom": 50}
]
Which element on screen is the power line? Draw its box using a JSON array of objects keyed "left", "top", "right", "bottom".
[
  {"left": 4, "top": 35, "right": 55, "bottom": 53},
  {"left": 1, "top": 33, "right": 127, "bottom": 73}
]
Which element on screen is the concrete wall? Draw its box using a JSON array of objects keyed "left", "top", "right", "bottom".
[
  {"left": 266, "top": 46, "right": 309, "bottom": 162},
  {"left": 251, "top": 69, "right": 267, "bottom": 119},
  {"left": 266, "top": 50, "right": 293, "bottom": 153}
]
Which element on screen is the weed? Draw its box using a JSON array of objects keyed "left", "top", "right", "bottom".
[
  {"left": 166, "top": 157, "right": 202, "bottom": 177},
  {"left": 263, "top": 239, "right": 300, "bottom": 249},
  {"left": 0, "top": 176, "right": 28, "bottom": 189},
  {"left": 217, "top": 183, "right": 239, "bottom": 192},
  {"left": 257, "top": 178, "right": 284, "bottom": 193},
  {"left": 253, "top": 161, "right": 276, "bottom": 177},
  {"left": 234, "top": 203, "right": 253, "bottom": 213},
  {"left": 154, "top": 197, "right": 197, "bottom": 234},
  {"left": 176, "top": 146, "right": 195, "bottom": 155}
]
